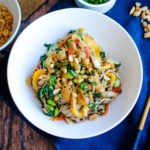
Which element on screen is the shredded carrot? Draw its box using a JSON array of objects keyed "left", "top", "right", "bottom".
[
  {"left": 51, "top": 116, "right": 65, "bottom": 121},
  {"left": 102, "top": 104, "right": 109, "bottom": 115},
  {"left": 83, "top": 46, "right": 90, "bottom": 58}
]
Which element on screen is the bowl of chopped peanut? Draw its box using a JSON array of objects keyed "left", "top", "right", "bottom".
[{"left": 0, "top": 0, "right": 21, "bottom": 51}]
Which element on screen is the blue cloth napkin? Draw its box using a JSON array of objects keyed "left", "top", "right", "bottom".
[{"left": 48, "top": 0, "right": 150, "bottom": 150}]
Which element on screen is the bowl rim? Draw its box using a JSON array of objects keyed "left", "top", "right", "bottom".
[
  {"left": 76, "top": 0, "right": 116, "bottom": 7},
  {"left": 7, "top": 8, "right": 143, "bottom": 139},
  {"left": 0, "top": 0, "right": 21, "bottom": 51}
]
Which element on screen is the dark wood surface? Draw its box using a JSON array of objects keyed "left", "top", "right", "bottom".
[{"left": 0, "top": 0, "right": 58, "bottom": 149}]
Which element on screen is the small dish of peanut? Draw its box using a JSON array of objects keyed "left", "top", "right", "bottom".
[
  {"left": 0, "top": 0, "right": 21, "bottom": 51},
  {"left": 0, "top": 4, "right": 13, "bottom": 46}
]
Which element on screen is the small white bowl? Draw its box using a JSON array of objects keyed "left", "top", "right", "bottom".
[
  {"left": 75, "top": 0, "right": 116, "bottom": 13},
  {"left": 0, "top": 0, "right": 21, "bottom": 51}
]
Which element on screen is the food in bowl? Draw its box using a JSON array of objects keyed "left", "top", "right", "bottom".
[
  {"left": 0, "top": 3, "right": 13, "bottom": 46},
  {"left": 84, "top": 0, "right": 109, "bottom": 5},
  {"left": 27, "top": 28, "right": 122, "bottom": 124}
]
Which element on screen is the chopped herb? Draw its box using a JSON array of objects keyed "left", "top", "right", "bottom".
[
  {"left": 84, "top": 0, "right": 109, "bottom": 5},
  {"left": 91, "top": 82, "right": 97, "bottom": 86},
  {"left": 93, "top": 92, "right": 102, "bottom": 98},
  {"left": 79, "top": 82, "right": 87, "bottom": 90},
  {"left": 115, "top": 62, "right": 121, "bottom": 68},
  {"left": 44, "top": 43, "right": 52, "bottom": 50},
  {"left": 100, "top": 51, "right": 105, "bottom": 58},
  {"left": 92, "top": 103, "right": 97, "bottom": 111},
  {"left": 61, "top": 61, "right": 68, "bottom": 66},
  {"left": 55, "top": 48, "right": 61, "bottom": 52}
]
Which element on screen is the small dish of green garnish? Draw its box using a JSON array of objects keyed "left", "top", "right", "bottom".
[{"left": 84, "top": 0, "right": 109, "bottom": 5}]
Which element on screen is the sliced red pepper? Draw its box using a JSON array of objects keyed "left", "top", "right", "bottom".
[
  {"left": 113, "top": 84, "right": 121, "bottom": 93},
  {"left": 83, "top": 46, "right": 90, "bottom": 58}
]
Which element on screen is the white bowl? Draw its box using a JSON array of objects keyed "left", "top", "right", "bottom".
[
  {"left": 75, "top": 0, "right": 116, "bottom": 13},
  {"left": 7, "top": 8, "right": 143, "bottom": 139},
  {"left": 0, "top": 0, "right": 21, "bottom": 51}
]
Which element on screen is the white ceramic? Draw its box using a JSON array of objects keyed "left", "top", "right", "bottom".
[
  {"left": 0, "top": 0, "right": 21, "bottom": 51},
  {"left": 7, "top": 8, "right": 143, "bottom": 139},
  {"left": 75, "top": 0, "right": 116, "bottom": 13}
]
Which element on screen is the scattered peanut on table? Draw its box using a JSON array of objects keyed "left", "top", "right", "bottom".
[
  {"left": 129, "top": 2, "right": 150, "bottom": 38},
  {"left": 0, "top": 3, "right": 13, "bottom": 46}
]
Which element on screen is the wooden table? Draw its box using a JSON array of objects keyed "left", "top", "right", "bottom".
[{"left": 0, "top": 0, "right": 58, "bottom": 149}]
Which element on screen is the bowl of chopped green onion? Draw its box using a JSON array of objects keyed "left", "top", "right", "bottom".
[{"left": 75, "top": 0, "right": 116, "bottom": 13}]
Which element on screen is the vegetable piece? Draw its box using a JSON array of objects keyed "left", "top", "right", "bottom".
[
  {"left": 106, "top": 91, "right": 118, "bottom": 97},
  {"left": 32, "top": 69, "right": 46, "bottom": 91},
  {"left": 48, "top": 85, "right": 54, "bottom": 100},
  {"left": 68, "top": 70, "right": 77, "bottom": 77},
  {"left": 79, "top": 82, "right": 87, "bottom": 90},
  {"left": 92, "top": 103, "right": 97, "bottom": 111},
  {"left": 91, "top": 82, "right": 97, "bottom": 86},
  {"left": 70, "top": 92, "right": 89, "bottom": 118},
  {"left": 61, "top": 83, "right": 71, "bottom": 102},
  {"left": 113, "top": 84, "right": 121, "bottom": 93},
  {"left": 83, "top": 46, "right": 90, "bottom": 58},
  {"left": 44, "top": 109, "right": 53, "bottom": 116},
  {"left": 61, "top": 61, "right": 68, "bottom": 66},
  {"left": 65, "top": 72, "right": 74, "bottom": 79},
  {"left": 90, "top": 54, "right": 101, "bottom": 69},
  {"left": 44, "top": 43, "right": 57, "bottom": 52},
  {"left": 40, "top": 55, "right": 47, "bottom": 69},
  {"left": 51, "top": 116, "right": 65, "bottom": 121},
  {"left": 77, "top": 89, "right": 87, "bottom": 105},
  {"left": 115, "top": 62, "right": 121, "bottom": 68},
  {"left": 93, "top": 92, "right": 102, "bottom": 98},
  {"left": 106, "top": 73, "right": 116, "bottom": 84},
  {"left": 102, "top": 104, "right": 109, "bottom": 115},
  {"left": 68, "top": 42, "right": 76, "bottom": 56},
  {"left": 100, "top": 51, "right": 105, "bottom": 58},
  {"left": 49, "top": 75, "right": 56, "bottom": 86},
  {"left": 113, "top": 80, "right": 121, "bottom": 87},
  {"left": 73, "top": 77, "right": 84, "bottom": 84},
  {"left": 47, "top": 99, "right": 56, "bottom": 106},
  {"left": 54, "top": 107, "right": 59, "bottom": 116},
  {"left": 47, "top": 105, "right": 54, "bottom": 111}
]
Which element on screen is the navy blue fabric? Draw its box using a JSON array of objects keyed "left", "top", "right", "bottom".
[{"left": 48, "top": 0, "right": 150, "bottom": 150}]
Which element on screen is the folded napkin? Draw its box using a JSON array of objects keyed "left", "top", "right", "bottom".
[{"left": 48, "top": 0, "right": 150, "bottom": 150}]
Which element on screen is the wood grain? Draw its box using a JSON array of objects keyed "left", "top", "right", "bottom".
[{"left": 0, "top": 0, "right": 58, "bottom": 149}]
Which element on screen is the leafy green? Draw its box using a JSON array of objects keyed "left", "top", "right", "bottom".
[
  {"left": 92, "top": 103, "right": 97, "bottom": 111},
  {"left": 49, "top": 75, "right": 56, "bottom": 86},
  {"left": 93, "top": 92, "right": 102, "bottom": 98},
  {"left": 40, "top": 55, "right": 47, "bottom": 69},
  {"left": 79, "top": 82, "right": 87, "bottom": 90}
]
